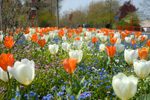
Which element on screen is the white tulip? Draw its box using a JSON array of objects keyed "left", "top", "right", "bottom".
[
  {"left": 49, "top": 32, "right": 56, "bottom": 39},
  {"left": 85, "top": 32, "right": 91, "bottom": 40},
  {"left": 112, "top": 73, "right": 138, "bottom": 100},
  {"left": 99, "top": 35, "right": 107, "bottom": 43},
  {"left": 134, "top": 59, "right": 150, "bottom": 79},
  {"left": 29, "top": 28, "right": 36, "bottom": 34},
  {"left": 62, "top": 42, "right": 71, "bottom": 52},
  {"left": 137, "top": 36, "right": 141, "bottom": 41},
  {"left": 116, "top": 38, "right": 121, "bottom": 44},
  {"left": 130, "top": 35, "right": 134, "bottom": 39},
  {"left": 143, "top": 35, "right": 148, "bottom": 40},
  {"left": 69, "top": 50, "right": 83, "bottom": 63},
  {"left": 125, "top": 37, "right": 131, "bottom": 43},
  {"left": 115, "top": 44, "right": 125, "bottom": 53},
  {"left": 124, "top": 49, "right": 138, "bottom": 65},
  {"left": 96, "top": 33, "right": 101, "bottom": 38},
  {"left": 73, "top": 40, "right": 83, "bottom": 50},
  {"left": 48, "top": 44, "right": 59, "bottom": 55},
  {"left": 114, "top": 32, "right": 120, "bottom": 38},
  {"left": 62, "top": 36, "right": 66, "bottom": 41},
  {"left": 8, "top": 59, "right": 35, "bottom": 85},
  {"left": 24, "top": 34, "right": 32, "bottom": 41},
  {"left": 0, "top": 67, "right": 12, "bottom": 82},
  {"left": 0, "top": 34, "right": 3, "bottom": 42},
  {"left": 99, "top": 44, "right": 106, "bottom": 52},
  {"left": 42, "top": 35, "right": 50, "bottom": 42}
]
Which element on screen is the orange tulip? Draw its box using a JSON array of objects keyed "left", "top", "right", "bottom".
[
  {"left": 67, "top": 32, "right": 72, "bottom": 38},
  {"left": 92, "top": 37, "right": 98, "bottom": 43},
  {"left": 97, "top": 30, "right": 100, "bottom": 33},
  {"left": 104, "top": 31, "right": 109, "bottom": 36},
  {"left": 125, "top": 30, "right": 132, "bottom": 35},
  {"left": 9, "top": 31, "right": 13, "bottom": 35},
  {"left": 71, "top": 28, "right": 76, "bottom": 33},
  {"left": 25, "top": 28, "right": 30, "bottom": 34},
  {"left": 30, "top": 34, "right": 38, "bottom": 43},
  {"left": 74, "top": 37, "right": 80, "bottom": 41},
  {"left": 63, "top": 57, "right": 77, "bottom": 73},
  {"left": 110, "top": 33, "right": 114, "bottom": 38},
  {"left": 0, "top": 53, "right": 14, "bottom": 72},
  {"left": 84, "top": 33, "right": 86, "bottom": 37},
  {"left": 110, "top": 38, "right": 117, "bottom": 45},
  {"left": 121, "top": 33, "right": 127, "bottom": 40},
  {"left": 6, "top": 29, "right": 8, "bottom": 32},
  {"left": 141, "top": 36, "right": 145, "bottom": 42},
  {"left": 4, "top": 36, "right": 15, "bottom": 49},
  {"left": 39, "top": 33, "right": 44, "bottom": 37},
  {"left": 78, "top": 27, "right": 83, "bottom": 32},
  {"left": 15, "top": 29, "right": 20, "bottom": 33},
  {"left": 38, "top": 39, "right": 46, "bottom": 48},
  {"left": 138, "top": 47, "right": 148, "bottom": 59},
  {"left": 135, "top": 32, "right": 142, "bottom": 39},
  {"left": 58, "top": 30, "right": 65, "bottom": 37},
  {"left": 119, "top": 30, "right": 122, "bottom": 34},
  {"left": 105, "top": 46, "right": 116, "bottom": 57},
  {"left": 131, "top": 39, "right": 136, "bottom": 45},
  {"left": 146, "top": 40, "right": 150, "bottom": 49},
  {"left": 75, "top": 30, "right": 80, "bottom": 35}
]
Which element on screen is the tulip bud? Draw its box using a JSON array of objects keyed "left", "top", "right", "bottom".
[
  {"left": 8, "top": 59, "right": 35, "bottom": 85},
  {"left": 62, "top": 42, "right": 71, "bottom": 52},
  {"left": 73, "top": 40, "right": 83, "bottom": 50},
  {"left": 69, "top": 50, "right": 83, "bottom": 63},
  {"left": 115, "top": 38, "right": 121, "bottom": 44},
  {"left": 124, "top": 49, "right": 138, "bottom": 65},
  {"left": 134, "top": 59, "right": 150, "bottom": 79},
  {"left": 99, "top": 44, "right": 106, "bottom": 52},
  {"left": 62, "top": 36, "right": 67, "bottom": 41},
  {"left": 125, "top": 37, "right": 131, "bottom": 43},
  {"left": 48, "top": 44, "right": 59, "bottom": 55},
  {"left": 0, "top": 34, "right": 3, "bottom": 42},
  {"left": 114, "top": 44, "right": 125, "bottom": 53},
  {"left": 112, "top": 73, "right": 138, "bottom": 100},
  {"left": 0, "top": 67, "right": 12, "bottom": 82}
]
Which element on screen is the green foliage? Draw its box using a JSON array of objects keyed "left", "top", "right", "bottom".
[
  {"left": 38, "top": 9, "right": 56, "bottom": 27},
  {"left": 116, "top": 12, "right": 140, "bottom": 27},
  {"left": 136, "top": 94, "right": 150, "bottom": 100}
]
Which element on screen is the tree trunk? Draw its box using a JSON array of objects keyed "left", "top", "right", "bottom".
[{"left": 56, "top": 0, "right": 59, "bottom": 28}]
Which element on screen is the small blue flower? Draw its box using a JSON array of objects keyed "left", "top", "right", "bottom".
[
  {"left": 11, "top": 98, "right": 16, "bottom": 100},
  {"left": 61, "top": 86, "right": 66, "bottom": 90}
]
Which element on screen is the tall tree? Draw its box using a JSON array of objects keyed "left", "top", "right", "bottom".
[{"left": 116, "top": 0, "right": 136, "bottom": 21}]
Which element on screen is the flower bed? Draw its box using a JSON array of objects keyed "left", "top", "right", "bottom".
[{"left": 0, "top": 27, "right": 150, "bottom": 100}]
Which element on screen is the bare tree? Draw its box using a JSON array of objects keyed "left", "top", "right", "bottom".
[
  {"left": 0, "top": 0, "right": 31, "bottom": 46},
  {"left": 139, "top": 0, "right": 150, "bottom": 20}
]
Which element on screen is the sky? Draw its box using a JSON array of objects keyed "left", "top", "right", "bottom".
[{"left": 60, "top": 0, "right": 143, "bottom": 15}]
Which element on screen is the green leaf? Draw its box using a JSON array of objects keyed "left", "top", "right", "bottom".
[
  {"left": 66, "top": 86, "right": 72, "bottom": 94},
  {"left": 136, "top": 94, "right": 150, "bottom": 100},
  {"left": 80, "top": 76, "right": 85, "bottom": 84}
]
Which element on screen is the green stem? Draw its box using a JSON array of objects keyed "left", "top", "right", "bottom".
[
  {"left": 70, "top": 73, "right": 72, "bottom": 88},
  {"left": 7, "top": 72, "right": 11, "bottom": 98},
  {"left": 140, "top": 79, "right": 143, "bottom": 100},
  {"left": 34, "top": 43, "right": 35, "bottom": 56},
  {"left": 28, "top": 85, "right": 30, "bottom": 100},
  {"left": 41, "top": 48, "right": 43, "bottom": 61},
  {"left": 110, "top": 58, "right": 113, "bottom": 76}
]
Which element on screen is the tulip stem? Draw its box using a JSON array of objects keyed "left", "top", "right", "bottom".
[
  {"left": 34, "top": 43, "right": 36, "bottom": 57},
  {"left": 7, "top": 72, "right": 11, "bottom": 98},
  {"left": 110, "top": 58, "right": 113, "bottom": 76},
  {"left": 70, "top": 73, "right": 72, "bottom": 88},
  {"left": 28, "top": 85, "right": 30, "bottom": 100},
  {"left": 140, "top": 79, "right": 144, "bottom": 100}
]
